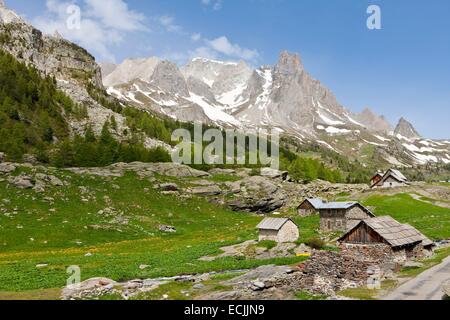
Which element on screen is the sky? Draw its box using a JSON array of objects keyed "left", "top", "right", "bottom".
[{"left": 6, "top": 0, "right": 450, "bottom": 139}]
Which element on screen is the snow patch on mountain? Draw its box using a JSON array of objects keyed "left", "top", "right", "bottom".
[{"left": 187, "top": 93, "right": 241, "bottom": 126}]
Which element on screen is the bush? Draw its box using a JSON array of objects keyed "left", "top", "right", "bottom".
[
  {"left": 257, "top": 240, "right": 277, "bottom": 250},
  {"left": 306, "top": 238, "right": 326, "bottom": 250}
]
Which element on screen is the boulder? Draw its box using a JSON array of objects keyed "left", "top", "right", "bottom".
[
  {"left": 404, "top": 261, "right": 424, "bottom": 268},
  {"left": 8, "top": 174, "right": 34, "bottom": 189},
  {"left": 0, "top": 163, "right": 16, "bottom": 174},
  {"left": 249, "top": 281, "right": 266, "bottom": 291},
  {"left": 61, "top": 278, "right": 117, "bottom": 300},
  {"left": 145, "top": 163, "right": 210, "bottom": 178},
  {"left": 224, "top": 181, "right": 241, "bottom": 194},
  {"left": 226, "top": 176, "right": 287, "bottom": 213},
  {"left": 190, "top": 185, "right": 222, "bottom": 196},
  {"left": 208, "top": 168, "right": 236, "bottom": 175},
  {"left": 260, "top": 168, "right": 289, "bottom": 180},
  {"left": 225, "top": 265, "right": 293, "bottom": 286},
  {"left": 158, "top": 183, "right": 179, "bottom": 192},
  {"left": 159, "top": 225, "right": 177, "bottom": 233}
]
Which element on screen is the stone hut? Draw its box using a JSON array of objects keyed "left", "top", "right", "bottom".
[
  {"left": 297, "top": 198, "right": 324, "bottom": 216},
  {"left": 318, "top": 201, "right": 375, "bottom": 232},
  {"left": 371, "top": 169, "right": 409, "bottom": 189},
  {"left": 257, "top": 218, "right": 299, "bottom": 243},
  {"left": 338, "top": 216, "right": 434, "bottom": 262}
]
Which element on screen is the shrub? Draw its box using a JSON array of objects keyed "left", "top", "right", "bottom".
[{"left": 306, "top": 238, "right": 325, "bottom": 250}]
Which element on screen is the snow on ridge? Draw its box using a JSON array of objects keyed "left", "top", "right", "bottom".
[
  {"left": 191, "top": 57, "right": 239, "bottom": 66},
  {"left": 202, "top": 77, "right": 215, "bottom": 87},
  {"left": 187, "top": 92, "right": 241, "bottom": 126},
  {"left": 107, "top": 87, "right": 128, "bottom": 101},
  {"left": 317, "top": 109, "right": 345, "bottom": 126},
  {"left": 317, "top": 140, "right": 338, "bottom": 152},
  {"left": 126, "top": 92, "right": 143, "bottom": 105},
  {"left": 403, "top": 143, "right": 447, "bottom": 154},
  {"left": 385, "top": 155, "right": 407, "bottom": 167},
  {"left": 345, "top": 114, "right": 365, "bottom": 127},
  {"left": 255, "top": 69, "right": 273, "bottom": 110},
  {"left": 409, "top": 152, "right": 438, "bottom": 164},
  {"left": 374, "top": 135, "right": 391, "bottom": 142},
  {"left": 317, "top": 125, "right": 351, "bottom": 135},
  {"left": 217, "top": 82, "right": 248, "bottom": 107},
  {"left": 362, "top": 139, "right": 387, "bottom": 147}
]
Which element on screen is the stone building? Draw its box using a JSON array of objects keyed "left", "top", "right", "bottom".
[
  {"left": 297, "top": 198, "right": 324, "bottom": 216},
  {"left": 338, "top": 216, "right": 434, "bottom": 262},
  {"left": 257, "top": 218, "right": 299, "bottom": 243},
  {"left": 317, "top": 201, "right": 375, "bottom": 232},
  {"left": 371, "top": 169, "right": 409, "bottom": 189}
]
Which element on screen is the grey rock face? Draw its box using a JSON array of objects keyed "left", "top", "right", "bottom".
[
  {"left": 99, "top": 62, "right": 117, "bottom": 79},
  {"left": 394, "top": 117, "right": 421, "bottom": 139},
  {"left": 354, "top": 108, "right": 392, "bottom": 133},
  {"left": 226, "top": 176, "right": 287, "bottom": 213},
  {"left": 103, "top": 57, "right": 160, "bottom": 86},
  {"left": 151, "top": 61, "right": 189, "bottom": 97}
]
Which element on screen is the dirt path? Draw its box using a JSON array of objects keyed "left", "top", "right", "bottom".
[{"left": 383, "top": 255, "right": 450, "bottom": 300}]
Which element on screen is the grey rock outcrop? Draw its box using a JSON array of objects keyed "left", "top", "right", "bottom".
[
  {"left": 8, "top": 174, "right": 34, "bottom": 189},
  {"left": 394, "top": 117, "right": 421, "bottom": 139},
  {"left": 0, "top": 162, "right": 15, "bottom": 174},
  {"left": 226, "top": 176, "right": 287, "bottom": 213}
]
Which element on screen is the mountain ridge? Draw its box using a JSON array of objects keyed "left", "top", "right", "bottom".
[
  {"left": 1, "top": 1, "right": 449, "bottom": 168},
  {"left": 102, "top": 51, "right": 450, "bottom": 167}
]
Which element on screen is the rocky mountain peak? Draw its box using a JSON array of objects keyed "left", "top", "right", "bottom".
[
  {"left": 103, "top": 57, "right": 161, "bottom": 87},
  {"left": 354, "top": 107, "right": 392, "bottom": 133},
  {"left": 0, "top": 0, "right": 22, "bottom": 24},
  {"left": 151, "top": 60, "right": 189, "bottom": 96},
  {"left": 275, "top": 51, "right": 303, "bottom": 76},
  {"left": 394, "top": 117, "right": 421, "bottom": 139}
]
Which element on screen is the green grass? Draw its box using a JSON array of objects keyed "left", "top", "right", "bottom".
[
  {"left": 338, "top": 280, "right": 398, "bottom": 300},
  {"left": 256, "top": 240, "right": 277, "bottom": 250},
  {"left": 399, "top": 247, "right": 450, "bottom": 277},
  {"left": 362, "top": 193, "right": 450, "bottom": 240},
  {"left": 295, "top": 291, "right": 327, "bottom": 300},
  {"left": 0, "top": 169, "right": 308, "bottom": 294}
]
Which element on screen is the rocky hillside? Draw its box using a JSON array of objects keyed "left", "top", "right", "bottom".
[{"left": 0, "top": 1, "right": 171, "bottom": 153}]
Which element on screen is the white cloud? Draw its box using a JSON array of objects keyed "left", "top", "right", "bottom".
[
  {"left": 33, "top": 0, "right": 149, "bottom": 62},
  {"left": 206, "top": 36, "right": 259, "bottom": 61},
  {"left": 191, "top": 33, "right": 202, "bottom": 42},
  {"left": 201, "top": 0, "right": 223, "bottom": 11},
  {"left": 84, "top": 0, "right": 147, "bottom": 31},
  {"left": 157, "top": 15, "right": 181, "bottom": 33},
  {"left": 166, "top": 36, "right": 259, "bottom": 65}
]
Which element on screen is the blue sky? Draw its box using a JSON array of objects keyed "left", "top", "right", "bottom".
[{"left": 7, "top": 0, "right": 450, "bottom": 139}]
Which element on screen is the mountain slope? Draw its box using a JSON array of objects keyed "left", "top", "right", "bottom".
[{"left": 103, "top": 51, "right": 450, "bottom": 167}]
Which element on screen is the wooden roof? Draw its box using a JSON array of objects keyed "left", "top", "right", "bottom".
[
  {"left": 340, "top": 216, "right": 433, "bottom": 248},
  {"left": 372, "top": 169, "right": 409, "bottom": 187}
]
